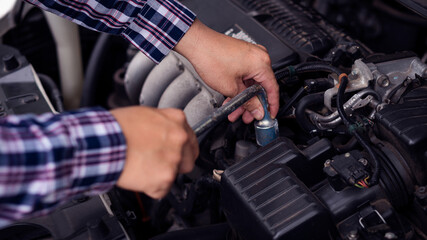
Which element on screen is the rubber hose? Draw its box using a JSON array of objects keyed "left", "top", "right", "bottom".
[
  {"left": 81, "top": 33, "right": 118, "bottom": 107},
  {"left": 38, "top": 74, "right": 64, "bottom": 112},
  {"left": 296, "top": 63, "right": 342, "bottom": 75},
  {"left": 278, "top": 86, "right": 305, "bottom": 117},
  {"left": 81, "top": 33, "right": 111, "bottom": 107},
  {"left": 334, "top": 136, "right": 358, "bottom": 153},
  {"left": 275, "top": 62, "right": 342, "bottom": 83},
  {"left": 359, "top": 88, "right": 382, "bottom": 102},
  {"left": 295, "top": 92, "right": 324, "bottom": 133},
  {"left": 336, "top": 76, "right": 355, "bottom": 126},
  {"left": 336, "top": 75, "right": 380, "bottom": 185}
]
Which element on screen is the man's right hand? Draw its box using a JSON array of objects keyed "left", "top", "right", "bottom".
[
  {"left": 111, "top": 107, "right": 199, "bottom": 199},
  {"left": 174, "top": 19, "right": 279, "bottom": 124}
]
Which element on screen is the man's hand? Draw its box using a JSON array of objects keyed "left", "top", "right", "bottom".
[
  {"left": 174, "top": 19, "right": 279, "bottom": 124},
  {"left": 111, "top": 107, "right": 198, "bottom": 199}
]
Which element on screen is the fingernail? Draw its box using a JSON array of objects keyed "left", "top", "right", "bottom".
[{"left": 251, "top": 109, "right": 263, "bottom": 120}]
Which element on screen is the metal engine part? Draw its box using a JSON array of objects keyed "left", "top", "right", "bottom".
[
  {"left": 124, "top": 51, "right": 224, "bottom": 128},
  {"left": 324, "top": 55, "right": 427, "bottom": 111},
  {"left": 369, "top": 56, "right": 427, "bottom": 102},
  {"left": 310, "top": 89, "right": 377, "bottom": 129}
]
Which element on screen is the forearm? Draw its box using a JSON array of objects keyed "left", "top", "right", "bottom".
[
  {"left": 0, "top": 108, "right": 126, "bottom": 227},
  {"left": 24, "top": 0, "right": 196, "bottom": 62}
]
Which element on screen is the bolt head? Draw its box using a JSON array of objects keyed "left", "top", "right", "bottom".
[
  {"left": 358, "top": 158, "right": 368, "bottom": 166},
  {"left": 377, "top": 75, "right": 390, "bottom": 87},
  {"left": 384, "top": 232, "right": 397, "bottom": 239},
  {"left": 347, "top": 230, "right": 359, "bottom": 240}
]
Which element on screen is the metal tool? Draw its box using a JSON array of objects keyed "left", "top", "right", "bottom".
[{"left": 192, "top": 84, "right": 278, "bottom": 146}]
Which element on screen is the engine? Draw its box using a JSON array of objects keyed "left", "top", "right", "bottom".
[{"left": 1, "top": 0, "right": 427, "bottom": 239}]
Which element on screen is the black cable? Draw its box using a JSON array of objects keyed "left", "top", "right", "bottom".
[
  {"left": 336, "top": 75, "right": 355, "bottom": 126},
  {"left": 275, "top": 62, "right": 342, "bottom": 83},
  {"left": 275, "top": 65, "right": 296, "bottom": 83},
  {"left": 278, "top": 86, "right": 305, "bottom": 117},
  {"left": 354, "top": 131, "right": 381, "bottom": 185},
  {"left": 359, "top": 88, "right": 382, "bottom": 102},
  {"left": 38, "top": 74, "right": 64, "bottom": 112},
  {"left": 336, "top": 75, "right": 380, "bottom": 186}
]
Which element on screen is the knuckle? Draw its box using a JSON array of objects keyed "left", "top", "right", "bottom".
[
  {"left": 172, "top": 128, "right": 189, "bottom": 144},
  {"left": 149, "top": 190, "right": 166, "bottom": 199},
  {"left": 249, "top": 45, "right": 271, "bottom": 64},
  {"left": 163, "top": 109, "right": 187, "bottom": 124},
  {"left": 230, "top": 88, "right": 240, "bottom": 97},
  {"left": 257, "top": 44, "right": 267, "bottom": 51},
  {"left": 163, "top": 171, "right": 176, "bottom": 185},
  {"left": 180, "top": 165, "right": 192, "bottom": 174},
  {"left": 148, "top": 191, "right": 162, "bottom": 199},
  {"left": 167, "top": 151, "right": 182, "bottom": 164},
  {"left": 244, "top": 97, "right": 259, "bottom": 109},
  {"left": 181, "top": 157, "right": 196, "bottom": 174},
  {"left": 172, "top": 109, "right": 186, "bottom": 122},
  {"left": 260, "top": 52, "right": 271, "bottom": 65}
]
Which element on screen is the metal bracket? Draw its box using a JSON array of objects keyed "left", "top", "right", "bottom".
[{"left": 359, "top": 209, "right": 387, "bottom": 229}]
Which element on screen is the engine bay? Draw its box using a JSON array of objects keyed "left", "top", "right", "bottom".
[{"left": 1, "top": 0, "right": 427, "bottom": 239}]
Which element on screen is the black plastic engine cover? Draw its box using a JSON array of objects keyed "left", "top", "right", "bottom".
[
  {"left": 376, "top": 97, "right": 427, "bottom": 184},
  {"left": 220, "top": 138, "right": 332, "bottom": 240},
  {"left": 377, "top": 99, "right": 427, "bottom": 156},
  {"left": 231, "top": 0, "right": 335, "bottom": 56},
  {"left": 180, "top": 0, "right": 298, "bottom": 66}
]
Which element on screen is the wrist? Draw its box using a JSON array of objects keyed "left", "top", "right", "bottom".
[{"left": 174, "top": 19, "right": 216, "bottom": 64}]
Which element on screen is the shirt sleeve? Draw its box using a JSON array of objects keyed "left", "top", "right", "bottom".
[
  {"left": 24, "top": 0, "right": 196, "bottom": 63},
  {"left": 0, "top": 107, "right": 126, "bottom": 227}
]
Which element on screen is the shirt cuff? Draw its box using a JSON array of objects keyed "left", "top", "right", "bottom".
[
  {"left": 61, "top": 107, "right": 127, "bottom": 195},
  {"left": 122, "top": 0, "right": 196, "bottom": 63}
]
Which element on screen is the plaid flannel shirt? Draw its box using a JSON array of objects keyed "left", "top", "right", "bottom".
[
  {"left": 0, "top": 0, "right": 196, "bottom": 227},
  {"left": 0, "top": 108, "right": 125, "bottom": 227},
  {"left": 25, "top": 0, "right": 196, "bottom": 63}
]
